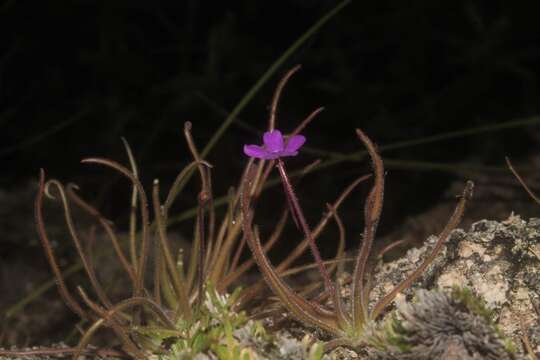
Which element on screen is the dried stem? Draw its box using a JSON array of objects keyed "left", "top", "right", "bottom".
[
  {"left": 76, "top": 287, "right": 176, "bottom": 360},
  {"left": 196, "top": 188, "right": 209, "bottom": 310},
  {"left": 153, "top": 239, "right": 162, "bottom": 306},
  {"left": 289, "top": 107, "right": 324, "bottom": 137},
  {"left": 45, "top": 180, "right": 112, "bottom": 309},
  {"left": 324, "top": 203, "right": 351, "bottom": 328},
  {"left": 66, "top": 185, "right": 136, "bottom": 284},
  {"left": 35, "top": 169, "right": 88, "bottom": 320},
  {"left": 121, "top": 137, "right": 140, "bottom": 276},
  {"left": 183, "top": 122, "right": 214, "bottom": 308},
  {"left": 76, "top": 288, "right": 143, "bottom": 359},
  {"left": 506, "top": 156, "right": 540, "bottom": 205},
  {"left": 208, "top": 188, "right": 236, "bottom": 281},
  {"left": 370, "top": 181, "right": 473, "bottom": 320},
  {"left": 81, "top": 158, "right": 150, "bottom": 299},
  {"left": 220, "top": 208, "right": 288, "bottom": 291},
  {"left": 377, "top": 239, "right": 408, "bottom": 260},
  {"left": 152, "top": 179, "right": 191, "bottom": 320},
  {"left": 268, "top": 65, "right": 301, "bottom": 131},
  {"left": 183, "top": 122, "right": 215, "bottom": 239},
  {"left": 163, "top": 161, "right": 200, "bottom": 213}
]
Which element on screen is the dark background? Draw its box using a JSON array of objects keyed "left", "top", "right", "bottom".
[
  {"left": 1, "top": 0, "right": 540, "bottom": 346},
  {"left": 2, "top": 1, "right": 539, "bottom": 184}
]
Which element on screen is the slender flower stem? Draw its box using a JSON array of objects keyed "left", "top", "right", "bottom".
[{"left": 275, "top": 159, "right": 334, "bottom": 292}]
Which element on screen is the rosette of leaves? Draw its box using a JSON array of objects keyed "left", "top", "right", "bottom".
[{"left": 369, "top": 287, "right": 518, "bottom": 359}]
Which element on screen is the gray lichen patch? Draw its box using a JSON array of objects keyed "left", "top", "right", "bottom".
[
  {"left": 368, "top": 288, "right": 520, "bottom": 359},
  {"left": 362, "top": 215, "right": 540, "bottom": 358}
]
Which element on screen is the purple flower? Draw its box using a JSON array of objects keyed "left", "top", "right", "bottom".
[{"left": 244, "top": 130, "right": 306, "bottom": 160}]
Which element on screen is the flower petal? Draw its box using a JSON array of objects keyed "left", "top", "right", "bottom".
[
  {"left": 279, "top": 150, "right": 298, "bottom": 157},
  {"left": 244, "top": 144, "right": 276, "bottom": 159},
  {"left": 263, "top": 130, "right": 284, "bottom": 153},
  {"left": 284, "top": 135, "right": 306, "bottom": 154}
]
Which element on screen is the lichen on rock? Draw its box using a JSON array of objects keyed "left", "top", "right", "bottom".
[
  {"left": 368, "top": 287, "right": 519, "bottom": 359},
  {"left": 356, "top": 214, "right": 540, "bottom": 358},
  {"left": 432, "top": 215, "right": 540, "bottom": 348}
]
